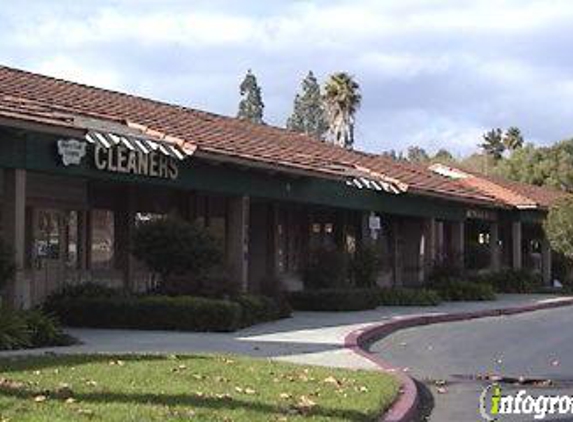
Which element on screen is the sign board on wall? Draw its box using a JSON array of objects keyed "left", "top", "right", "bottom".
[{"left": 57, "top": 139, "right": 179, "bottom": 180}]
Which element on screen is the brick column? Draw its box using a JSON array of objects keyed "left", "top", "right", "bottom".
[
  {"left": 2, "top": 169, "right": 28, "bottom": 308},
  {"left": 227, "top": 195, "right": 250, "bottom": 292},
  {"left": 490, "top": 221, "right": 501, "bottom": 271},
  {"left": 512, "top": 221, "right": 523, "bottom": 270}
]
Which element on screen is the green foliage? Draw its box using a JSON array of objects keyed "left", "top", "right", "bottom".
[
  {"left": 545, "top": 197, "right": 573, "bottom": 259},
  {"left": 47, "top": 292, "right": 289, "bottom": 332},
  {"left": 235, "top": 294, "right": 290, "bottom": 327},
  {"left": 378, "top": 288, "right": 442, "bottom": 306},
  {"left": 303, "top": 248, "right": 349, "bottom": 289},
  {"left": 406, "top": 146, "right": 430, "bottom": 163},
  {"left": 432, "top": 278, "right": 496, "bottom": 301},
  {"left": 23, "top": 309, "right": 71, "bottom": 348},
  {"left": 237, "top": 69, "right": 264, "bottom": 124},
  {"left": 480, "top": 128, "right": 505, "bottom": 161},
  {"left": 351, "top": 245, "right": 381, "bottom": 288},
  {"left": 132, "top": 218, "right": 223, "bottom": 293},
  {"left": 0, "top": 306, "right": 69, "bottom": 351},
  {"left": 0, "top": 305, "right": 30, "bottom": 350},
  {"left": 286, "top": 71, "right": 328, "bottom": 139},
  {"left": 504, "top": 126, "right": 524, "bottom": 151},
  {"left": 433, "top": 148, "right": 455, "bottom": 163},
  {"left": 50, "top": 296, "right": 244, "bottom": 332},
  {"left": 0, "top": 237, "right": 15, "bottom": 292},
  {"left": 323, "top": 72, "right": 361, "bottom": 149},
  {"left": 470, "top": 269, "right": 542, "bottom": 293},
  {"left": 289, "top": 288, "right": 380, "bottom": 311}
]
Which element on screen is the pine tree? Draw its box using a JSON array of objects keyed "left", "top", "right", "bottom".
[
  {"left": 286, "top": 71, "right": 328, "bottom": 139},
  {"left": 237, "top": 70, "right": 264, "bottom": 124}
]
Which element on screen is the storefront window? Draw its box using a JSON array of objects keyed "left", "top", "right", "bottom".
[
  {"left": 66, "top": 211, "right": 78, "bottom": 269},
  {"left": 36, "top": 209, "right": 61, "bottom": 260},
  {"left": 91, "top": 210, "right": 114, "bottom": 270}
]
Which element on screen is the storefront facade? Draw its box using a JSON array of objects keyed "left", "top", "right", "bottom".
[{"left": 0, "top": 65, "right": 562, "bottom": 308}]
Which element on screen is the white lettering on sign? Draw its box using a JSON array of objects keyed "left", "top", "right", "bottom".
[
  {"left": 58, "top": 139, "right": 87, "bottom": 166},
  {"left": 94, "top": 145, "right": 179, "bottom": 180}
]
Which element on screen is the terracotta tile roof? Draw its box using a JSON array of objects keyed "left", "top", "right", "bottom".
[
  {"left": 0, "top": 64, "right": 499, "bottom": 206},
  {"left": 429, "top": 164, "right": 568, "bottom": 210}
]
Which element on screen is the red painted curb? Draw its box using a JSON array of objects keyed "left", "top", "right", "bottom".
[{"left": 344, "top": 297, "right": 573, "bottom": 422}]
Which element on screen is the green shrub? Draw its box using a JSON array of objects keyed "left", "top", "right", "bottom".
[
  {"left": 0, "top": 238, "right": 15, "bottom": 292},
  {"left": 132, "top": 218, "right": 223, "bottom": 293},
  {"left": 50, "top": 296, "right": 243, "bottom": 332},
  {"left": 23, "top": 309, "right": 72, "bottom": 348},
  {"left": 351, "top": 245, "right": 382, "bottom": 287},
  {"left": 378, "top": 288, "right": 442, "bottom": 306},
  {"left": 289, "top": 288, "right": 379, "bottom": 311},
  {"left": 0, "top": 306, "right": 30, "bottom": 350},
  {"left": 432, "top": 278, "right": 496, "bottom": 301},
  {"left": 235, "top": 294, "right": 288, "bottom": 327},
  {"left": 470, "top": 269, "right": 543, "bottom": 293},
  {"left": 303, "top": 248, "right": 349, "bottom": 289}
]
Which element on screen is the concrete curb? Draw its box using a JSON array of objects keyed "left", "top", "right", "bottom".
[{"left": 344, "top": 297, "right": 573, "bottom": 422}]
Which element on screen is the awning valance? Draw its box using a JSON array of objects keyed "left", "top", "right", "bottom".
[
  {"left": 346, "top": 176, "right": 406, "bottom": 195},
  {"left": 85, "top": 130, "right": 191, "bottom": 160}
]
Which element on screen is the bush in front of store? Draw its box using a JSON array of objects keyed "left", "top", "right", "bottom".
[
  {"left": 431, "top": 278, "right": 496, "bottom": 301},
  {"left": 350, "top": 245, "right": 382, "bottom": 288},
  {"left": 470, "top": 268, "right": 543, "bottom": 293},
  {"left": 289, "top": 288, "right": 380, "bottom": 311},
  {"left": 132, "top": 218, "right": 224, "bottom": 294},
  {"left": 50, "top": 296, "right": 244, "bottom": 332},
  {"left": 0, "top": 306, "right": 72, "bottom": 351},
  {"left": 302, "top": 248, "right": 350, "bottom": 289},
  {"left": 378, "top": 287, "right": 442, "bottom": 306}
]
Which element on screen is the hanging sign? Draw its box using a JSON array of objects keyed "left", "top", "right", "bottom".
[{"left": 57, "top": 139, "right": 87, "bottom": 166}]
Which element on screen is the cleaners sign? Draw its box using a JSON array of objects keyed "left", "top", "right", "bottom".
[{"left": 58, "top": 139, "right": 179, "bottom": 180}]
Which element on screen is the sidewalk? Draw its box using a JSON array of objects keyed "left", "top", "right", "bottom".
[{"left": 2, "top": 294, "right": 572, "bottom": 371}]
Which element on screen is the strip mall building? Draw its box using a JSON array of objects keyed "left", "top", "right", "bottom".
[{"left": 0, "top": 65, "right": 566, "bottom": 308}]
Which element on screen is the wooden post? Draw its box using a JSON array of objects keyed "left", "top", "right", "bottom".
[
  {"left": 227, "top": 195, "right": 250, "bottom": 292},
  {"left": 512, "top": 221, "right": 523, "bottom": 270},
  {"left": 541, "top": 236, "right": 552, "bottom": 286},
  {"left": 451, "top": 220, "right": 465, "bottom": 270},
  {"left": 490, "top": 221, "right": 501, "bottom": 271},
  {"left": 392, "top": 219, "right": 403, "bottom": 287},
  {"left": 2, "top": 169, "right": 28, "bottom": 308}
]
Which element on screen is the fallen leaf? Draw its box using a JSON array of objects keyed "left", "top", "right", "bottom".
[{"left": 33, "top": 395, "right": 47, "bottom": 403}]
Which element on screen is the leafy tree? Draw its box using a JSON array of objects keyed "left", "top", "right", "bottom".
[
  {"left": 433, "top": 148, "right": 455, "bottom": 163},
  {"left": 503, "top": 126, "right": 524, "bottom": 151},
  {"left": 132, "top": 218, "right": 223, "bottom": 292},
  {"left": 544, "top": 197, "right": 573, "bottom": 260},
  {"left": 323, "top": 72, "right": 362, "bottom": 149},
  {"left": 480, "top": 128, "right": 505, "bottom": 160},
  {"left": 406, "top": 146, "right": 430, "bottom": 163},
  {"left": 496, "top": 140, "right": 573, "bottom": 191},
  {"left": 237, "top": 70, "right": 264, "bottom": 124},
  {"left": 286, "top": 71, "right": 328, "bottom": 139}
]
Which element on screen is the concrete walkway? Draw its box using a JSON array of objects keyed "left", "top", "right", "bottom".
[{"left": 2, "top": 294, "right": 572, "bottom": 372}]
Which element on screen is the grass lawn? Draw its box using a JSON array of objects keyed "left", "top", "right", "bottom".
[{"left": 0, "top": 354, "right": 400, "bottom": 422}]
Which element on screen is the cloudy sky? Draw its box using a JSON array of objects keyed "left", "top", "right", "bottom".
[{"left": 1, "top": 0, "right": 572, "bottom": 155}]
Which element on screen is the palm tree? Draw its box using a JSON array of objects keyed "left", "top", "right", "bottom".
[
  {"left": 503, "top": 126, "right": 524, "bottom": 151},
  {"left": 480, "top": 128, "right": 505, "bottom": 161},
  {"left": 323, "top": 72, "right": 362, "bottom": 149}
]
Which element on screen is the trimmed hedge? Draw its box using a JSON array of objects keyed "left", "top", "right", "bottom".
[
  {"left": 432, "top": 279, "right": 496, "bottom": 301},
  {"left": 378, "top": 288, "right": 442, "bottom": 306},
  {"left": 470, "top": 269, "right": 543, "bottom": 293},
  {"left": 235, "top": 294, "right": 291, "bottom": 327},
  {"left": 49, "top": 296, "right": 244, "bottom": 332},
  {"left": 289, "top": 288, "right": 380, "bottom": 311}
]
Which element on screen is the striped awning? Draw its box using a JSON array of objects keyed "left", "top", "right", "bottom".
[
  {"left": 346, "top": 177, "right": 405, "bottom": 195},
  {"left": 85, "top": 130, "right": 190, "bottom": 160}
]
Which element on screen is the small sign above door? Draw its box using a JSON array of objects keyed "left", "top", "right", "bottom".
[{"left": 57, "top": 139, "right": 87, "bottom": 166}]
